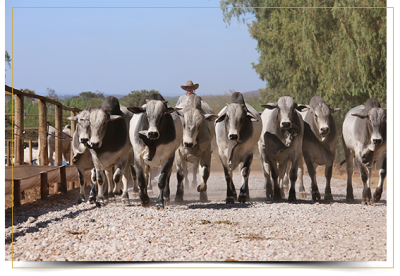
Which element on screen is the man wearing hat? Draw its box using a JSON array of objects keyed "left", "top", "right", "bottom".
[{"left": 176, "top": 80, "right": 201, "bottom": 107}]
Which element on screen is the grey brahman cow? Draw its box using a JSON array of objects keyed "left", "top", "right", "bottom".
[
  {"left": 342, "top": 98, "right": 386, "bottom": 204},
  {"left": 215, "top": 92, "right": 261, "bottom": 204}
]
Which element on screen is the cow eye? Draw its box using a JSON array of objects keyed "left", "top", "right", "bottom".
[{"left": 315, "top": 114, "right": 318, "bottom": 118}]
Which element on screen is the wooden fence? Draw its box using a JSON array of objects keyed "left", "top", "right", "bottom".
[{"left": 5, "top": 85, "right": 83, "bottom": 206}]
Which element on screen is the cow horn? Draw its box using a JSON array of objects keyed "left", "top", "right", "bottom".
[{"left": 162, "top": 101, "right": 168, "bottom": 105}]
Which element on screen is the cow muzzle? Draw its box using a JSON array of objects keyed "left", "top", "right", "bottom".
[
  {"left": 184, "top": 142, "right": 194, "bottom": 148},
  {"left": 80, "top": 138, "right": 89, "bottom": 144},
  {"left": 320, "top": 127, "right": 330, "bottom": 136},
  {"left": 228, "top": 134, "right": 238, "bottom": 140},
  {"left": 147, "top": 131, "right": 159, "bottom": 140},
  {"left": 280, "top": 121, "right": 291, "bottom": 129}
]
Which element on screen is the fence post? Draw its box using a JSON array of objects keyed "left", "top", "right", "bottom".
[
  {"left": 29, "top": 139, "right": 33, "bottom": 165},
  {"left": 7, "top": 141, "right": 11, "bottom": 166},
  {"left": 38, "top": 99, "right": 48, "bottom": 166},
  {"left": 15, "top": 93, "right": 24, "bottom": 165},
  {"left": 60, "top": 165, "right": 67, "bottom": 194},
  {"left": 13, "top": 179, "right": 21, "bottom": 207},
  {"left": 54, "top": 104, "right": 63, "bottom": 194},
  {"left": 40, "top": 172, "right": 48, "bottom": 200}
]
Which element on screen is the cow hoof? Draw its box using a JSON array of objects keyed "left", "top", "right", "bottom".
[
  {"left": 361, "top": 200, "right": 371, "bottom": 205},
  {"left": 197, "top": 183, "right": 207, "bottom": 192},
  {"left": 324, "top": 194, "right": 333, "bottom": 201},
  {"left": 123, "top": 198, "right": 130, "bottom": 205},
  {"left": 373, "top": 187, "right": 382, "bottom": 203},
  {"left": 288, "top": 194, "right": 296, "bottom": 202},
  {"left": 122, "top": 192, "right": 129, "bottom": 205},
  {"left": 273, "top": 193, "right": 282, "bottom": 201},
  {"left": 299, "top": 191, "right": 307, "bottom": 199},
  {"left": 164, "top": 199, "right": 170, "bottom": 206},
  {"left": 113, "top": 189, "right": 122, "bottom": 196},
  {"left": 133, "top": 188, "right": 139, "bottom": 195},
  {"left": 200, "top": 191, "right": 208, "bottom": 202},
  {"left": 312, "top": 191, "right": 321, "bottom": 202},
  {"left": 346, "top": 194, "right": 354, "bottom": 202},
  {"left": 238, "top": 195, "right": 247, "bottom": 204},
  {"left": 280, "top": 189, "right": 285, "bottom": 199},
  {"left": 225, "top": 197, "right": 235, "bottom": 204},
  {"left": 232, "top": 191, "right": 238, "bottom": 201},
  {"left": 108, "top": 197, "right": 116, "bottom": 204},
  {"left": 156, "top": 200, "right": 164, "bottom": 209},
  {"left": 141, "top": 201, "right": 150, "bottom": 207},
  {"left": 96, "top": 197, "right": 105, "bottom": 207},
  {"left": 89, "top": 197, "right": 96, "bottom": 204},
  {"left": 78, "top": 194, "right": 86, "bottom": 204},
  {"left": 175, "top": 194, "right": 184, "bottom": 203}
]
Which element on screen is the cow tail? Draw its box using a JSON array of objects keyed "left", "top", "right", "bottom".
[{"left": 339, "top": 159, "right": 346, "bottom": 166}]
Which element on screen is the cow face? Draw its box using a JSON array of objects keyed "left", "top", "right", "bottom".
[
  {"left": 128, "top": 100, "right": 181, "bottom": 140},
  {"left": 262, "top": 96, "right": 308, "bottom": 130},
  {"left": 216, "top": 103, "right": 257, "bottom": 141},
  {"left": 67, "top": 110, "right": 91, "bottom": 145},
  {"left": 352, "top": 107, "right": 386, "bottom": 149},
  {"left": 88, "top": 109, "right": 124, "bottom": 148},
  {"left": 310, "top": 103, "right": 339, "bottom": 138},
  {"left": 182, "top": 109, "right": 217, "bottom": 148}
]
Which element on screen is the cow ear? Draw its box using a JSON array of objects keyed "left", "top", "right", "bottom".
[
  {"left": 162, "top": 101, "right": 168, "bottom": 106},
  {"left": 203, "top": 114, "right": 219, "bottom": 121},
  {"left": 351, "top": 110, "right": 368, "bottom": 119},
  {"left": 127, "top": 106, "right": 145, "bottom": 114},
  {"left": 109, "top": 115, "right": 124, "bottom": 121},
  {"left": 261, "top": 103, "right": 278, "bottom": 109},
  {"left": 296, "top": 104, "right": 310, "bottom": 112},
  {"left": 165, "top": 107, "right": 180, "bottom": 114},
  {"left": 246, "top": 112, "right": 258, "bottom": 122},
  {"left": 330, "top": 108, "right": 340, "bottom": 113},
  {"left": 145, "top": 99, "right": 150, "bottom": 103},
  {"left": 215, "top": 114, "right": 226, "bottom": 123},
  {"left": 66, "top": 115, "right": 78, "bottom": 121}
]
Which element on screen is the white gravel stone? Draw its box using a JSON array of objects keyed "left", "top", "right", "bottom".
[{"left": 5, "top": 173, "right": 387, "bottom": 262}]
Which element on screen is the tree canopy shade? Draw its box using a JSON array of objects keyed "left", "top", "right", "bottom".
[{"left": 220, "top": 0, "right": 386, "bottom": 111}]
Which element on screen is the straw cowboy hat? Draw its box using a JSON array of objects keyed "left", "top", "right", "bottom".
[{"left": 181, "top": 80, "right": 199, "bottom": 91}]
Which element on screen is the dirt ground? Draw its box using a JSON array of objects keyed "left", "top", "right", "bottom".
[{"left": 5, "top": 156, "right": 386, "bottom": 209}]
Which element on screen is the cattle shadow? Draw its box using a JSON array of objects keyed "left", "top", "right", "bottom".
[{"left": 5, "top": 185, "right": 98, "bottom": 229}]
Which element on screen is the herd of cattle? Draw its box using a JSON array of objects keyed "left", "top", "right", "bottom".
[{"left": 30, "top": 92, "right": 387, "bottom": 208}]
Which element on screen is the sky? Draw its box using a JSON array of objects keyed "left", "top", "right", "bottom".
[{"left": 4, "top": 0, "right": 266, "bottom": 97}]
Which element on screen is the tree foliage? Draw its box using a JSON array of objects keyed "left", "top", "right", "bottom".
[
  {"left": 119, "top": 89, "right": 160, "bottom": 107},
  {"left": 79, "top": 91, "right": 105, "bottom": 99},
  {"left": 221, "top": 0, "right": 386, "bottom": 109},
  {"left": 221, "top": 0, "right": 387, "bottom": 162}
]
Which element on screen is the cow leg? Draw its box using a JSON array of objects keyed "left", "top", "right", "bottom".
[
  {"left": 267, "top": 160, "right": 281, "bottom": 200},
  {"left": 288, "top": 153, "right": 301, "bottom": 202},
  {"left": 96, "top": 169, "right": 111, "bottom": 207},
  {"left": 238, "top": 154, "right": 253, "bottom": 203},
  {"left": 77, "top": 169, "right": 86, "bottom": 203},
  {"left": 131, "top": 165, "right": 139, "bottom": 195},
  {"left": 197, "top": 149, "right": 211, "bottom": 202},
  {"left": 156, "top": 156, "right": 175, "bottom": 209},
  {"left": 343, "top": 138, "right": 354, "bottom": 201},
  {"left": 192, "top": 159, "right": 199, "bottom": 189},
  {"left": 89, "top": 169, "right": 97, "bottom": 204},
  {"left": 278, "top": 163, "right": 287, "bottom": 199},
  {"left": 144, "top": 165, "right": 151, "bottom": 190},
  {"left": 297, "top": 158, "right": 306, "bottom": 199},
  {"left": 135, "top": 157, "right": 150, "bottom": 207},
  {"left": 373, "top": 157, "right": 386, "bottom": 203},
  {"left": 324, "top": 164, "right": 333, "bottom": 201},
  {"left": 184, "top": 164, "right": 190, "bottom": 189},
  {"left": 260, "top": 151, "right": 273, "bottom": 198},
  {"left": 121, "top": 167, "right": 130, "bottom": 205},
  {"left": 355, "top": 157, "right": 371, "bottom": 205},
  {"left": 304, "top": 154, "right": 320, "bottom": 201},
  {"left": 175, "top": 151, "right": 186, "bottom": 202},
  {"left": 223, "top": 164, "right": 236, "bottom": 204},
  {"left": 112, "top": 167, "right": 122, "bottom": 196}
]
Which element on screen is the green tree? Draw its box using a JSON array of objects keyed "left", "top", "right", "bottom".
[
  {"left": 5, "top": 50, "right": 11, "bottom": 82},
  {"left": 79, "top": 91, "right": 105, "bottom": 99},
  {"left": 119, "top": 89, "right": 160, "bottom": 107},
  {"left": 221, "top": 0, "right": 386, "bottom": 161}
]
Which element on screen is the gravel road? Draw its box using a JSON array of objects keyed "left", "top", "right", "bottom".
[{"left": 5, "top": 171, "right": 386, "bottom": 262}]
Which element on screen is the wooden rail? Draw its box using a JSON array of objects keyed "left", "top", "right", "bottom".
[{"left": 5, "top": 84, "right": 82, "bottom": 202}]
